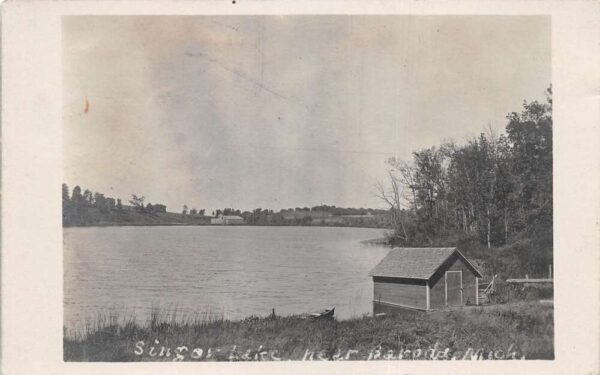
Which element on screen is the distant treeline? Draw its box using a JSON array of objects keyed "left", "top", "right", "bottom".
[
  {"left": 247, "top": 208, "right": 390, "bottom": 227},
  {"left": 378, "top": 87, "right": 553, "bottom": 276},
  {"left": 62, "top": 185, "right": 391, "bottom": 228},
  {"left": 278, "top": 205, "right": 388, "bottom": 216},
  {"left": 62, "top": 185, "right": 122, "bottom": 226},
  {"left": 63, "top": 186, "right": 167, "bottom": 216},
  {"left": 208, "top": 206, "right": 389, "bottom": 226},
  {"left": 61, "top": 186, "right": 210, "bottom": 227}
]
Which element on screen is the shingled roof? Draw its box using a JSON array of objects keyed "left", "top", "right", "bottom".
[{"left": 369, "top": 247, "right": 482, "bottom": 280}]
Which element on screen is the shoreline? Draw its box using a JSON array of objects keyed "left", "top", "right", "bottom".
[
  {"left": 63, "top": 223, "right": 392, "bottom": 230},
  {"left": 63, "top": 301, "right": 554, "bottom": 361}
]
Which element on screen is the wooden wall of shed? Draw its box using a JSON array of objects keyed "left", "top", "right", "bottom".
[
  {"left": 373, "top": 277, "right": 427, "bottom": 310},
  {"left": 429, "top": 253, "right": 478, "bottom": 309}
]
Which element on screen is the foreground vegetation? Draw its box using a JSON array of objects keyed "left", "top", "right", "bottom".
[{"left": 64, "top": 301, "right": 553, "bottom": 361}]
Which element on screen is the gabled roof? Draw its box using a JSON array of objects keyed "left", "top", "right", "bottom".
[{"left": 369, "top": 247, "right": 483, "bottom": 280}]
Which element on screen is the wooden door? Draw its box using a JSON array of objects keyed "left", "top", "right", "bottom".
[{"left": 445, "top": 271, "right": 463, "bottom": 306}]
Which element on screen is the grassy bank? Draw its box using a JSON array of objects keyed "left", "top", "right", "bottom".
[{"left": 64, "top": 301, "right": 553, "bottom": 361}]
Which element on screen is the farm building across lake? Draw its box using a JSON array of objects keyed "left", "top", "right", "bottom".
[
  {"left": 369, "top": 247, "right": 483, "bottom": 311},
  {"left": 210, "top": 215, "right": 245, "bottom": 225}
]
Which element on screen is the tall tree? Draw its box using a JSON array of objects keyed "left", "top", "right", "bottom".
[
  {"left": 83, "top": 189, "right": 93, "bottom": 205},
  {"left": 71, "top": 185, "right": 83, "bottom": 204},
  {"left": 505, "top": 87, "right": 553, "bottom": 273},
  {"left": 375, "top": 169, "right": 408, "bottom": 242},
  {"left": 62, "top": 184, "right": 70, "bottom": 203}
]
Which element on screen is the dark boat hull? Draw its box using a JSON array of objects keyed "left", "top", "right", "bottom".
[{"left": 310, "top": 307, "right": 334, "bottom": 319}]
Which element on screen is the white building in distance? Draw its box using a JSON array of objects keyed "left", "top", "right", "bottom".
[{"left": 210, "top": 215, "right": 244, "bottom": 225}]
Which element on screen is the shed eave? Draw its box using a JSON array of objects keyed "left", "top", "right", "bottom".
[
  {"left": 370, "top": 274, "right": 430, "bottom": 281},
  {"left": 454, "top": 248, "right": 484, "bottom": 278}
]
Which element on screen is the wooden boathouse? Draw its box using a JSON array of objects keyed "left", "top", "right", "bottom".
[{"left": 369, "top": 247, "right": 483, "bottom": 311}]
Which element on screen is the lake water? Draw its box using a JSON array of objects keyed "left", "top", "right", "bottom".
[{"left": 64, "top": 226, "right": 389, "bottom": 331}]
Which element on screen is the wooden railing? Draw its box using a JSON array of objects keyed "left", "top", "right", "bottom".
[{"left": 482, "top": 274, "right": 497, "bottom": 295}]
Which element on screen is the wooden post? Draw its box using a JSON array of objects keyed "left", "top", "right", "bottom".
[
  {"left": 444, "top": 272, "right": 448, "bottom": 307},
  {"left": 272, "top": 307, "right": 275, "bottom": 318},
  {"left": 475, "top": 278, "right": 479, "bottom": 306},
  {"left": 549, "top": 264, "right": 553, "bottom": 279},
  {"left": 426, "top": 281, "right": 430, "bottom": 310}
]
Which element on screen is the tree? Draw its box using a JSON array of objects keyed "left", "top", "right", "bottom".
[
  {"left": 129, "top": 194, "right": 145, "bottom": 210},
  {"left": 412, "top": 147, "right": 447, "bottom": 224},
  {"left": 116, "top": 199, "right": 123, "bottom": 210},
  {"left": 93, "top": 192, "right": 106, "bottom": 207},
  {"left": 62, "top": 184, "right": 70, "bottom": 204},
  {"left": 387, "top": 158, "right": 418, "bottom": 212},
  {"left": 153, "top": 204, "right": 167, "bottom": 213},
  {"left": 182, "top": 205, "right": 188, "bottom": 215},
  {"left": 93, "top": 192, "right": 109, "bottom": 213},
  {"left": 83, "top": 189, "right": 93, "bottom": 205},
  {"left": 473, "top": 134, "right": 497, "bottom": 248},
  {"left": 106, "top": 197, "right": 116, "bottom": 209},
  {"left": 505, "top": 87, "right": 553, "bottom": 274},
  {"left": 190, "top": 208, "right": 198, "bottom": 215},
  {"left": 375, "top": 169, "right": 408, "bottom": 242},
  {"left": 71, "top": 185, "right": 83, "bottom": 204}
]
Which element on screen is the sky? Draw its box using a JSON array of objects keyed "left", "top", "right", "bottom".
[{"left": 63, "top": 16, "right": 551, "bottom": 213}]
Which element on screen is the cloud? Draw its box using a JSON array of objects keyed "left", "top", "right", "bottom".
[{"left": 63, "top": 16, "right": 550, "bottom": 212}]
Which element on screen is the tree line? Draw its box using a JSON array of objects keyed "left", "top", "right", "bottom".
[
  {"left": 62, "top": 185, "right": 169, "bottom": 213},
  {"left": 62, "top": 185, "right": 173, "bottom": 226},
  {"left": 208, "top": 206, "right": 389, "bottom": 226},
  {"left": 283, "top": 205, "right": 388, "bottom": 216},
  {"left": 378, "top": 87, "right": 552, "bottom": 275},
  {"left": 62, "top": 184, "right": 389, "bottom": 227},
  {"left": 181, "top": 205, "right": 206, "bottom": 216}
]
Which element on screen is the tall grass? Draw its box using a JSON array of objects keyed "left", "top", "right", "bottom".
[{"left": 64, "top": 301, "right": 553, "bottom": 361}]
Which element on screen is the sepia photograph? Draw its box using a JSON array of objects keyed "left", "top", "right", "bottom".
[{"left": 59, "top": 15, "right": 556, "bottom": 362}]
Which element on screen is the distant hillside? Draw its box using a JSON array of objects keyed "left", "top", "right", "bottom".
[
  {"left": 62, "top": 184, "right": 393, "bottom": 228},
  {"left": 61, "top": 185, "right": 211, "bottom": 227},
  {"left": 63, "top": 204, "right": 391, "bottom": 228},
  {"left": 63, "top": 205, "right": 211, "bottom": 227}
]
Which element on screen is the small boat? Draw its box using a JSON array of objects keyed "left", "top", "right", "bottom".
[{"left": 309, "top": 307, "right": 335, "bottom": 319}]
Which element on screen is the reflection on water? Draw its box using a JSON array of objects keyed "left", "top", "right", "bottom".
[{"left": 64, "top": 226, "right": 389, "bottom": 330}]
